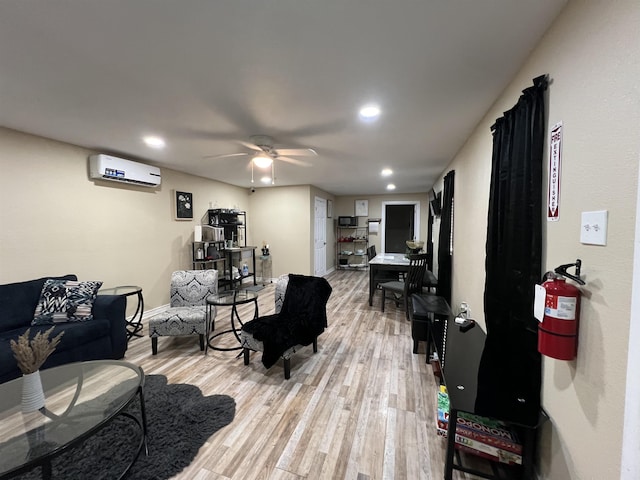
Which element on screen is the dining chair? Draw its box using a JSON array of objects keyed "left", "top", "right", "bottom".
[{"left": 380, "top": 253, "right": 429, "bottom": 319}]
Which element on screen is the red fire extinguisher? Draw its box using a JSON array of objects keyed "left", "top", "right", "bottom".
[{"left": 538, "top": 260, "right": 585, "bottom": 360}]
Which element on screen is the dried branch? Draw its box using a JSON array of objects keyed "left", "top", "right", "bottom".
[{"left": 10, "top": 327, "right": 64, "bottom": 374}]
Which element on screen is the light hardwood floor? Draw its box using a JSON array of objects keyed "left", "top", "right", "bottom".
[{"left": 124, "top": 270, "right": 487, "bottom": 480}]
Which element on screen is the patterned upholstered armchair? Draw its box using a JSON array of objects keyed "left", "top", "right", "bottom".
[
  {"left": 241, "top": 274, "right": 332, "bottom": 379},
  {"left": 148, "top": 270, "right": 218, "bottom": 355}
]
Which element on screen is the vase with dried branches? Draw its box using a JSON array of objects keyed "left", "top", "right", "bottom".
[{"left": 10, "top": 327, "right": 64, "bottom": 412}]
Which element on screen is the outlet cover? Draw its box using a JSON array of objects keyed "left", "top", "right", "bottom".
[{"left": 580, "top": 210, "right": 608, "bottom": 245}]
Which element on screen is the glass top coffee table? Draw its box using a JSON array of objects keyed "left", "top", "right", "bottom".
[
  {"left": 0, "top": 360, "right": 146, "bottom": 480},
  {"left": 207, "top": 290, "right": 259, "bottom": 352}
]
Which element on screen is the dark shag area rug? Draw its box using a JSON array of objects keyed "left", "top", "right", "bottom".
[{"left": 16, "top": 374, "right": 236, "bottom": 480}]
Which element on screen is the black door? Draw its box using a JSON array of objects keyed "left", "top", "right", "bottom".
[{"left": 385, "top": 204, "right": 415, "bottom": 253}]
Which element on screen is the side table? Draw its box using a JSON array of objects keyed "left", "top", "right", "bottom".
[
  {"left": 98, "top": 286, "right": 144, "bottom": 341},
  {"left": 258, "top": 255, "right": 272, "bottom": 285},
  {"left": 206, "top": 290, "right": 259, "bottom": 352}
]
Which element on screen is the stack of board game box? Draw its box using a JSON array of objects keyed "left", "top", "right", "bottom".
[{"left": 437, "top": 385, "right": 523, "bottom": 465}]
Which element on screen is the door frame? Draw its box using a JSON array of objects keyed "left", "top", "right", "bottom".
[
  {"left": 313, "top": 196, "right": 328, "bottom": 277},
  {"left": 381, "top": 201, "right": 421, "bottom": 253},
  {"left": 621, "top": 154, "right": 640, "bottom": 478}
]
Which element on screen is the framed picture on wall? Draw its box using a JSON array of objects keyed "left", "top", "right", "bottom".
[
  {"left": 355, "top": 199, "right": 368, "bottom": 217},
  {"left": 175, "top": 191, "right": 193, "bottom": 220},
  {"left": 327, "top": 199, "right": 333, "bottom": 218}
]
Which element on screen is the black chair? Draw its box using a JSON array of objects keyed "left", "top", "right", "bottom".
[
  {"left": 380, "top": 253, "right": 429, "bottom": 319},
  {"left": 422, "top": 269, "right": 438, "bottom": 293},
  {"left": 240, "top": 274, "right": 332, "bottom": 379}
]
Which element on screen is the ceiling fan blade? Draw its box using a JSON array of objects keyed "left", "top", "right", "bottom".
[
  {"left": 203, "top": 152, "right": 249, "bottom": 160},
  {"left": 239, "top": 141, "right": 265, "bottom": 152},
  {"left": 276, "top": 148, "right": 317, "bottom": 157},
  {"left": 278, "top": 156, "right": 312, "bottom": 167}
]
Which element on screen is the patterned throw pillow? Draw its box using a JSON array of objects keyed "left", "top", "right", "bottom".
[{"left": 32, "top": 279, "right": 103, "bottom": 325}]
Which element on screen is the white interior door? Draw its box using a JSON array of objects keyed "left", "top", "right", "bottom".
[{"left": 314, "top": 197, "right": 327, "bottom": 276}]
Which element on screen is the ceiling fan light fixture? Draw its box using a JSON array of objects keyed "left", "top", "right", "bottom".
[
  {"left": 253, "top": 155, "right": 273, "bottom": 169},
  {"left": 359, "top": 103, "right": 381, "bottom": 121},
  {"left": 143, "top": 135, "right": 165, "bottom": 149}
]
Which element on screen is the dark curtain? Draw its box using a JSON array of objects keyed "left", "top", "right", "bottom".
[
  {"left": 475, "top": 75, "right": 547, "bottom": 426},
  {"left": 436, "top": 170, "right": 455, "bottom": 305}
]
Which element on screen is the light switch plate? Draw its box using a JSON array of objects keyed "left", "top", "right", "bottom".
[{"left": 580, "top": 210, "right": 608, "bottom": 245}]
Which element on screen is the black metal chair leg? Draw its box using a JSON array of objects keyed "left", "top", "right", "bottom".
[
  {"left": 151, "top": 337, "right": 158, "bottom": 355},
  {"left": 313, "top": 338, "right": 318, "bottom": 353},
  {"left": 284, "top": 358, "right": 291, "bottom": 379},
  {"left": 199, "top": 334, "right": 205, "bottom": 351},
  {"left": 243, "top": 348, "right": 250, "bottom": 365}
]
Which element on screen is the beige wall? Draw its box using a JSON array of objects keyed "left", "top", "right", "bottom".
[
  {"left": 248, "top": 184, "right": 313, "bottom": 277},
  {"left": 0, "top": 128, "right": 339, "bottom": 309},
  {"left": 439, "top": 1, "right": 640, "bottom": 479}
]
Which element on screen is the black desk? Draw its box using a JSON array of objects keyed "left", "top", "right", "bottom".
[
  {"left": 221, "top": 246, "right": 257, "bottom": 290},
  {"left": 410, "top": 294, "right": 547, "bottom": 479}
]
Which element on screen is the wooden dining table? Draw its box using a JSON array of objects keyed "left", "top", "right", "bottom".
[{"left": 368, "top": 253, "right": 437, "bottom": 306}]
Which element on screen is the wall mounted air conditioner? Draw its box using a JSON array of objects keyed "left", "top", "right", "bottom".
[{"left": 89, "top": 154, "right": 161, "bottom": 187}]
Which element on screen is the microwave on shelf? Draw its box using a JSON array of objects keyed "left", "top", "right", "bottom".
[{"left": 338, "top": 216, "right": 358, "bottom": 227}]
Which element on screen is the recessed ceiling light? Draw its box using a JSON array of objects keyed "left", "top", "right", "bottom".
[
  {"left": 253, "top": 155, "right": 273, "bottom": 169},
  {"left": 143, "top": 135, "right": 165, "bottom": 149},
  {"left": 381, "top": 168, "right": 393, "bottom": 177},
  {"left": 359, "top": 104, "right": 381, "bottom": 120},
  {"left": 386, "top": 184, "right": 396, "bottom": 191},
  {"left": 260, "top": 176, "right": 272, "bottom": 184}
]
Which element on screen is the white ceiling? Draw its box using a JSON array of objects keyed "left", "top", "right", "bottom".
[{"left": 0, "top": 1, "right": 566, "bottom": 196}]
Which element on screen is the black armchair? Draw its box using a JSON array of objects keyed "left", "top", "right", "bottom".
[{"left": 241, "top": 274, "right": 332, "bottom": 379}]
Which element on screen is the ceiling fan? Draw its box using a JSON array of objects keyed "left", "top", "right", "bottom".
[{"left": 204, "top": 135, "right": 317, "bottom": 167}]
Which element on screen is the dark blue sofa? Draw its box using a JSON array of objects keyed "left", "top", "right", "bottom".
[{"left": 0, "top": 275, "right": 128, "bottom": 384}]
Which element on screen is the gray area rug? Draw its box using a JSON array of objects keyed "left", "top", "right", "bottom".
[{"left": 17, "top": 375, "right": 235, "bottom": 480}]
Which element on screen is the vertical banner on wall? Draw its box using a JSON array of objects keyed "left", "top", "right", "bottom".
[{"left": 548, "top": 122, "right": 563, "bottom": 222}]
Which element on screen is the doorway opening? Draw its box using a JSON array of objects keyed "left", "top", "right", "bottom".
[{"left": 381, "top": 201, "right": 420, "bottom": 253}]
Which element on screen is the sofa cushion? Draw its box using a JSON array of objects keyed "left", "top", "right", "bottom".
[
  {"left": 0, "top": 275, "right": 77, "bottom": 331},
  {"left": 33, "top": 279, "right": 102, "bottom": 325}
]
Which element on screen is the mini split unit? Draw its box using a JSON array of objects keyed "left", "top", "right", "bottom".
[{"left": 89, "top": 154, "right": 161, "bottom": 187}]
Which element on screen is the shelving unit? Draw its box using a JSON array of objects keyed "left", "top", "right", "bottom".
[
  {"left": 192, "top": 240, "right": 226, "bottom": 271},
  {"left": 337, "top": 225, "right": 369, "bottom": 269},
  {"left": 203, "top": 209, "right": 246, "bottom": 247},
  {"left": 195, "top": 209, "right": 254, "bottom": 290}
]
